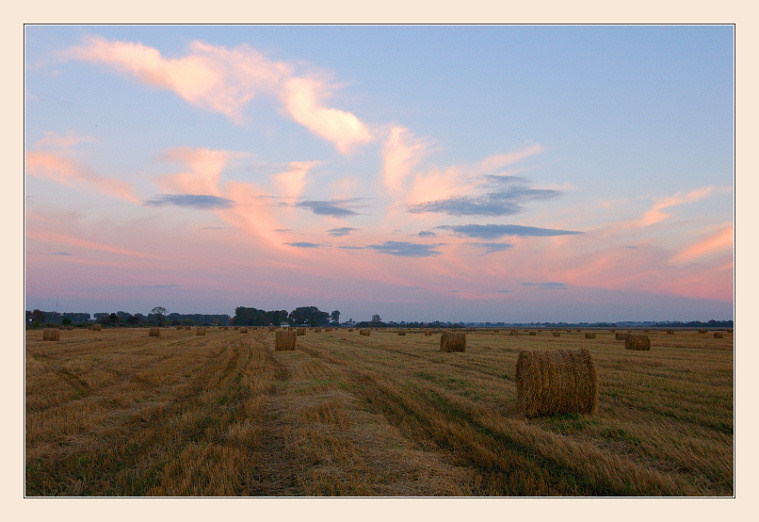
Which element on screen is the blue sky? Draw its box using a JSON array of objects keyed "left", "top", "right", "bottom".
[{"left": 24, "top": 25, "right": 733, "bottom": 321}]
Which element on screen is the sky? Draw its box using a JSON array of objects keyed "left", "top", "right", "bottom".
[{"left": 24, "top": 24, "right": 734, "bottom": 323}]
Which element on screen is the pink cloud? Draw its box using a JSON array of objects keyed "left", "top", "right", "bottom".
[
  {"left": 282, "top": 78, "right": 372, "bottom": 154},
  {"left": 380, "top": 126, "right": 431, "bottom": 195},
  {"left": 155, "top": 148, "right": 247, "bottom": 196},
  {"left": 62, "top": 36, "right": 371, "bottom": 153},
  {"left": 272, "top": 160, "right": 320, "bottom": 200},
  {"left": 637, "top": 186, "right": 714, "bottom": 227},
  {"left": 670, "top": 225, "right": 733, "bottom": 265},
  {"left": 26, "top": 228, "right": 158, "bottom": 259},
  {"left": 25, "top": 150, "right": 140, "bottom": 204}
]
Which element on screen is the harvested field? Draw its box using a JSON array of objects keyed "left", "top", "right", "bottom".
[{"left": 25, "top": 328, "right": 733, "bottom": 496}]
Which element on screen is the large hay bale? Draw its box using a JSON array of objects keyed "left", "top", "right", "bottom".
[
  {"left": 240, "top": 327, "right": 248, "bottom": 334},
  {"left": 585, "top": 332, "right": 596, "bottom": 339},
  {"left": 398, "top": 330, "right": 406, "bottom": 336},
  {"left": 510, "top": 329, "right": 518, "bottom": 336},
  {"left": 666, "top": 329, "right": 674, "bottom": 335},
  {"left": 175, "top": 326, "right": 183, "bottom": 330},
  {"left": 714, "top": 332, "right": 724, "bottom": 339},
  {"left": 42, "top": 328, "right": 60, "bottom": 341},
  {"left": 552, "top": 331, "right": 561, "bottom": 337},
  {"left": 314, "top": 327, "right": 322, "bottom": 333},
  {"left": 348, "top": 328, "right": 354, "bottom": 332},
  {"left": 275, "top": 329, "right": 297, "bottom": 351},
  {"left": 528, "top": 331, "right": 537, "bottom": 336},
  {"left": 615, "top": 332, "right": 627, "bottom": 341},
  {"left": 296, "top": 327, "right": 306, "bottom": 336},
  {"left": 610, "top": 329, "right": 616, "bottom": 333},
  {"left": 90, "top": 324, "right": 102, "bottom": 331},
  {"left": 359, "top": 329, "right": 371, "bottom": 336},
  {"left": 424, "top": 331, "right": 432, "bottom": 336},
  {"left": 325, "top": 328, "right": 333, "bottom": 332},
  {"left": 196, "top": 327, "right": 206, "bottom": 336},
  {"left": 515, "top": 348, "right": 598, "bottom": 418},
  {"left": 625, "top": 333, "right": 651, "bottom": 351},
  {"left": 149, "top": 327, "right": 160, "bottom": 337},
  {"left": 440, "top": 330, "right": 466, "bottom": 352},
  {"left": 184, "top": 326, "right": 191, "bottom": 330},
  {"left": 698, "top": 329, "right": 707, "bottom": 334}
]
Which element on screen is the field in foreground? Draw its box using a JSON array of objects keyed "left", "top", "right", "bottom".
[{"left": 25, "top": 327, "right": 733, "bottom": 496}]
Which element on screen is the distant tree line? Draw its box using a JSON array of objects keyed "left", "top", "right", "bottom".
[{"left": 25, "top": 308, "right": 734, "bottom": 330}]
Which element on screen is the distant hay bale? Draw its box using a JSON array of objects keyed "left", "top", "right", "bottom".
[
  {"left": 424, "top": 331, "right": 432, "bottom": 336},
  {"left": 296, "top": 327, "right": 306, "bottom": 336},
  {"left": 510, "top": 329, "right": 518, "bottom": 336},
  {"left": 625, "top": 333, "right": 651, "bottom": 351},
  {"left": 398, "top": 330, "right": 406, "bottom": 336},
  {"left": 222, "top": 326, "right": 229, "bottom": 330},
  {"left": 240, "top": 327, "right": 248, "bottom": 333},
  {"left": 698, "top": 329, "right": 707, "bottom": 334},
  {"left": 42, "top": 328, "right": 60, "bottom": 341},
  {"left": 552, "top": 331, "right": 561, "bottom": 337},
  {"left": 585, "top": 332, "right": 596, "bottom": 339},
  {"left": 615, "top": 332, "right": 627, "bottom": 341},
  {"left": 65, "top": 326, "right": 73, "bottom": 330},
  {"left": 175, "top": 326, "right": 183, "bottom": 330},
  {"left": 90, "top": 324, "right": 102, "bottom": 331},
  {"left": 440, "top": 330, "right": 466, "bottom": 352},
  {"left": 348, "top": 328, "right": 354, "bottom": 332},
  {"left": 184, "top": 326, "right": 191, "bottom": 330},
  {"left": 515, "top": 348, "right": 598, "bottom": 418},
  {"left": 275, "top": 329, "right": 297, "bottom": 351},
  {"left": 314, "top": 328, "right": 322, "bottom": 333},
  {"left": 325, "top": 328, "right": 333, "bottom": 332},
  {"left": 610, "top": 329, "right": 616, "bottom": 333},
  {"left": 666, "top": 329, "right": 674, "bottom": 335},
  {"left": 149, "top": 327, "right": 160, "bottom": 337},
  {"left": 196, "top": 327, "right": 206, "bottom": 336},
  {"left": 359, "top": 329, "right": 371, "bottom": 336},
  {"left": 493, "top": 329, "right": 500, "bottom": 333},
  {"left": 528, "top": 331, "right": 537, "bottom": 336},
  {"left": 714, "top": 332, "right": 724, "bottom": 339}
]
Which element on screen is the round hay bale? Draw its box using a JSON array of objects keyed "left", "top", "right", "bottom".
[
  {"left": 275, "top": 329, "right": 297, "bottom": 351},
  {"left": 552, "top": 331, "right": 561, "bottom": 337},
  {"left": 325, "top": 328, "right": 333, "bottom": 332},
  {"left": 528, "top": 331, "right": 537, "bottom": 336},
  {"left": 196, "top": 327, "right": 206, "bottom": 336},
  {"left": 666, "top": 329, "right": 674, "bottom": 335},
  {"left": 424, "top": 331, "right": 432, "bottom": 336},
  {"left": 348, "top": 328, "right": 354, "bottom": 332},
  {"left": 610, "top": 329, "right": 616, "bottom": 333},
  {"left": 184, "top": 326, "right": 191, "bottom": 330},
  {"left": 398, "top": 330, "right": 406, "bottom": 336},
  {"left": 515, "top": 348, "right": 598, "bottom": 418},
  {"left": 440, "top": 330, "right": 466, "bottom": 352},
  {"left": 585, "top": 332, "right": 596, "bottom": 339},
  {"left": 359, "top": 329, "right": 371, "bottom": 336},
  {"left": 240, "top": 327, "right": 248, "bottom": 333},
  {"left": 510, "top": 329, "right": 518, "bottom": 336},
  {"left": 175, "top": 326, "right": 183, "bottom": 330},
  {"left": 314, "top": 327, "right": 322, "bottom": 333},
  {"left": 42, "top": 328, "right": 60, "bottom": 341},
  {"left": 625, "top": 333, "right": 651, "bottom": 350},
  {"left": 615, "top": 332, "right": 627, "bottom": 341},
  {"left": 296, "top": 327, "right": 306, "bottom": 336},
  {"left": 714, "top": 332, "right": 724, "bottom": 339},
  {"left": 149, "top": 327, "right": 160, "bottom": 337},
  {"left": 90, "top": 324, "right": 102, "bottom": 331},
  {"left": 698, "top": 329, "right": 707, "bottom": 334}
]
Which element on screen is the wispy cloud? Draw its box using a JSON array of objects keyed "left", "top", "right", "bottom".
[
  {"left": 295, "top": 198, "right": 362, "bottom": 217},
  {"left": 437, "top": 224, "right": 582, "bottom": 239},
  {"left": 367, "top": 241, "right": 441, "bottom": 257},
  {"left": 521, "top": 282, "right": 567, "bottom": 290},
  {"left": 637, "top": 187, "right": 715, "bottom": 227},
  {"left": 409, "top": 184, "right": 563, "bottom": 216},
  {"left": 272, "top": 160, "right": 320, "bottom": 200},
  {"left": 144, "top": 194, "right": 234, "bottom": 209},
  {"left": 62, "top": 36, "right": 371, "bottom": 153},
  {"left": 417, "top": 231, "right": 437, "bottom": 238},
  {"left": 327, "top": 227, "right": 357, "bottom": 237},
  {"left": 670, "top": 224, "right": 733, "bottom": 264}
]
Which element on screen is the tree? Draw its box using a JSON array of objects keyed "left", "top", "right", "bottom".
[
  {"left": 151, "top": 306, "right": 167, "bottom": 326},
  {"left": 371, "top": 314, "right": 382, "bottom": 323},
  {"left": 330, "top": 310, "right": 340, "bottom": 325},
  {"left": 31, "top": 309, "right": 45, "bottom": 326}
]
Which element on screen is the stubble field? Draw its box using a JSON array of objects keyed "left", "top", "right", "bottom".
[{"left": 25, "top": 327, "right": 733, "bottom": 496}]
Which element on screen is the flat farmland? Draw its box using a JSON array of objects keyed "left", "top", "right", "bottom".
[{"left": 25, "top": 327, "right": 733, "bottom": 496}]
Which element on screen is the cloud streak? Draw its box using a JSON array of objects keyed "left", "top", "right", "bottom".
[
  {"left": 367, "top": 241, "right": 441, "bottom": 257},
  {"left": 295, "top": 198, "right": 362, "bottom": 217},
  {"left": 144, "top": 194, "right": 234, "bottom": 209},
  {"left": 437, "top": 224, "right": 582, "bottom": 239}
]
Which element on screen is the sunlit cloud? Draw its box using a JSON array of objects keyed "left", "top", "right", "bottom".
[
  {"left": 381, "top": 126, "right": 431, "bottom": 195},
  {"left": 409, "top": 183, "right": 564, "bottom": 216},
  {"left": 437, "top": 224, "right": 582, "bottom": 239},
  {"left": 637, "top": 186, "right": 714, "bottom": 227},
  {"left": 156, "top": 148, "right": 245, "bottom": 196},
  {"left": 670, "top": 225, "right": 733, "bottom": 264},
  {"left": 272, "top": 160, "right": 320, "bottom": 200},
  {"left": 144, "top": 194, "right": 234, "bottom": 209},
  {"left": 26, "top": 150, "right": 140, "bottom": 204},
  {"left": 62, "top": 36, "right": 371, "bottom": 153}
]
